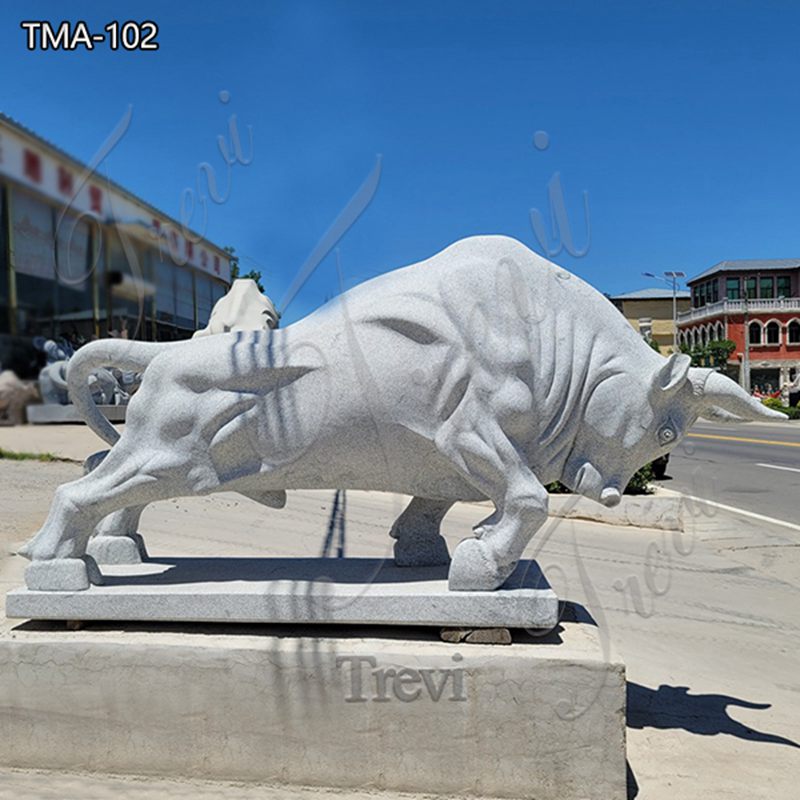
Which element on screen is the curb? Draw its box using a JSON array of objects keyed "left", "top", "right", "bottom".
[{"left": 547, "top": 487, "right": 684, "bottom": 531}]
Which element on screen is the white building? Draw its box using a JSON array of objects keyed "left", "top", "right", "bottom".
[{"left": 0, "top": 113, "right": 231, "bottom": 345}]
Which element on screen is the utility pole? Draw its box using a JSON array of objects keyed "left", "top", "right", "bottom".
[
  {"left": 742, "top": 294, "right": 751, "bottom": 393},
  {"left": 642, "top": 271, "right": 687, "bottom": 352}
]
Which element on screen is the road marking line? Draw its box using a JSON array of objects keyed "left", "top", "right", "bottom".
[
  {"left": 687, "top": 432, "right": 800, "bottom": 448},
  {"left": 681, "top": 494, "right": 800, "bottom": 533},
  {"left": 757, "top": 463, "right": 800, "bottom": 474}
]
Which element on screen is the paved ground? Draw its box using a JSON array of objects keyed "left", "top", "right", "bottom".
[
  {"left": 659, "top": 418, "right": 800, "bottom": 525},
  {"left": 1, "top": 424, "right": 799, "bottom": 799}
]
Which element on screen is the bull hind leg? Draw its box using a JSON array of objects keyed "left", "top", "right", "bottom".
[
  {"left": 19, "top": 441, "right": 199, "bottom": 565},
  {"left": 390, "top": 497, "right": 453, "bottom": 567},
  {"left": 80, "top": 451, "right": 287, "bottom": 565},
  {"left": 87, "top": 505, "right": 149, "bottom": 564},
  {"left": 435, "top": 418, "right": 548, "bottom": 591}
]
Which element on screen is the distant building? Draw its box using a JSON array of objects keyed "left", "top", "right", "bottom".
[
  {"left": 676, "top": 259, "right": 800, "bottom": 392},
  {"left": 608, "top": 288, "right": 691, "bottom": 355},
  {"left": 0, "top": 113, "right": 231, "bottom": 345}
]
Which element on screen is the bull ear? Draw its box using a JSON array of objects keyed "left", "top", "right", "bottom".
[{"left": 655, "top": 352, "right": 691, "bottom": 395}]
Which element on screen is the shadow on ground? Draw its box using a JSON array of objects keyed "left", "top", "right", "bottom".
[{"left": 627, "top": 681, "right": 800, "bottom": 747}]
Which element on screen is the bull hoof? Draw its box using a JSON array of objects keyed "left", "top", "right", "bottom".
[
  {"left": 17, "top": 530, "right": 79, "bottom": 562},
  {"left": 86, "top": 533, "right": 147, "bottom": 565},
  {"left": 448, "top": 538, "right": 514, "bottom": 592},
  {"left": 393, "top": 531, "right": 450, "bottom": 567}
]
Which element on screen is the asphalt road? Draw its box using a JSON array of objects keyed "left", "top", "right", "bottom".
[{"left": 658, "top": 419, "right": 800, "bottom": 526}]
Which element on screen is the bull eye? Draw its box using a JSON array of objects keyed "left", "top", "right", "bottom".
[{"left": 658, "top": 426, "right": 676, "bottom": 446}]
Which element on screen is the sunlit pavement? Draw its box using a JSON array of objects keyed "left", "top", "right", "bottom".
[
  {"left": 662, "top": 419, "right": 800, "bottom": 525},
  {"left": 1, "top": 425, "right": 798, "bottom": 800}
]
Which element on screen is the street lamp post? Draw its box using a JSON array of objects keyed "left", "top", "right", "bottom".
[
  {"left": 642, "top": 271, "right": 687, "bottom": 353},
  {"left": 742, "top": 294, "right": 750, "bottom": 394}
]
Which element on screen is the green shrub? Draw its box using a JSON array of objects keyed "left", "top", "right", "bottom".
[
  {"left": 625, "top": 463, "right": 655, "bottom": 495},
  {"left": 762, "top": 397, "right": 800, "bottom": 420},
  {"left": 546, "top": 463, "right": 655, "bottom": 496}
]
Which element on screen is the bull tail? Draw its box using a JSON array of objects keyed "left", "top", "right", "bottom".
[{"left": 67, "top": 340, "right": 168, "bottom": 446}]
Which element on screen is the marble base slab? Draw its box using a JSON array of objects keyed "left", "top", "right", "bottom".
[{"left": 6, "top": 557, "right": 558, "bottom": 630}]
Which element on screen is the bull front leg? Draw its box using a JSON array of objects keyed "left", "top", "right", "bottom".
[
  {"left": 390, "top": 497, "right": 453, "bottom": 567},
  {"left": 435, "top": 415, "right": 548, "bottom": 592}
]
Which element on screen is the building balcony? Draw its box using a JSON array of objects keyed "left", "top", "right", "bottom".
[{"left": 677, "top": 297, "right": 800, "bottom": 325}]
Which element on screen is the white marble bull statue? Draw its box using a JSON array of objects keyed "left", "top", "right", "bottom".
[
  {"left": 19, "top": 236, "right": 785, "bottom": 591},
  {"left": 193, "top": 278, "right": 279, "bottom": 337}
]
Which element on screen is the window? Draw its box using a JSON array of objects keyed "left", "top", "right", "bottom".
[
  {"left": 695, "top": 284, "right": 705, "bottom": 307},
  {"left": 789, "top": 320, "right": 800, "bottom": 345},
  {"left": 12, "top": 189, "right": 56, "bottom": 336},
  {"left": 748, "top": 321, "right": 762, "bottom": 345},
  {"left": 746, "top": 277, "right": 757, "bottom": 299},
  {"left": 12, "top": 189, "right": 55, "bottom": 281},
  {"left": 726, "top": 277, "right": 740, "bottom": 300},
  {"left": 104, "top": 229, "right": 151, "bottom": 340},
  {"left": 710, "top": 280, "right": 719, "bottom": 303},
  {"left": 777, "top": 275, "right": 791, "bottom": 298},
  {"left": 156, "top": 261, "right": 176, "bottom": 325},
  {"left": 760, "top": 277, "right": 774, "bottom": 299},
  {"left": 765, "top": 321, "right": 780, "bottom": 345},
  {"left": 55, "top": 213, "right": 90, "bottom": 290},
  {"left": 211, "top": 280, "right": 226, "bottom": 306},
  {"left": 54, "top": 212, "right": 94, "bottom": 341},
  {"left": 174, "top": 267, "right": 195, "bottom": 331},
  {"left": 196, "top": 274, "right": 214, "bottom": 328}
]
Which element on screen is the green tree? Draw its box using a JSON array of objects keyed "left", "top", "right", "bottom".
[
  {"left": 644, "top": 336, "right": 662, "bottom": 353},
  {"left": 681, "top": 339, "right": 735, "bottom": 370},
  {"left": 225, "top": 246, "right": 265, "bottom": 294}
]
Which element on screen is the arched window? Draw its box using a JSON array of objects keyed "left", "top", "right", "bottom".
[
  {"left": 765, "top": 321, "right": 781, "bottom": 345},
  {"left": 716, "top": 322, "right": 724, "bottom": 340},
  {"left": 708, "top": 324, "right": 716, "bottom": 342},
  {"left": 748, "top": 321, "right": 762, "bottom": 345},
  {"left": 788, "top": 319, "right": 800, "bottom": 345}
]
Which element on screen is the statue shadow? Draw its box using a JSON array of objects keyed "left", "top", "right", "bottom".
[
  {"left": 625, "top": 682, "right": 798, "bottom": 798},
  {"left": 627, "top": 682, "right": 799, "bottom": 748},
  {"left": 98, "top": 556, "right": 552, "bottom": 589},
  {"left": 320, "top": 489, "right": 347, "bottom": 558}
]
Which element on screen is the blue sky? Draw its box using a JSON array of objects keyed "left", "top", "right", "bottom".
[{"left": 3, "top": 1, "right": 800, "bottom": 323}]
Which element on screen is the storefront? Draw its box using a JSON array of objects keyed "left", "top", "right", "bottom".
[{"left": 0, "top": 114, "right": 230, "bottom": 347}]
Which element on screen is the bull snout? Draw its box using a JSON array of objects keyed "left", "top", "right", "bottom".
[
  {"left": 600, "top": 487, "right": 621, "bottom": 507},
  {"left": 575, "top": 462, "right": 622, "bottom": 507}
]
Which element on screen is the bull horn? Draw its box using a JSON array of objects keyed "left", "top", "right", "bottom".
[
  {"left": 696, "top": 370, "right": 788, "bottom": 421},
  {"left": 699, "top": 405, "right": 746, "bottom": 423}
]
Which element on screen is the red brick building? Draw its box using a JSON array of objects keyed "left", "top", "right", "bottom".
[{"left": 676, "top": 259, "right": 800, "bottom": 393}]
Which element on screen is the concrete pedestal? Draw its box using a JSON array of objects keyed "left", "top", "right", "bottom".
[{"left": 0, "top": 608, "right": 626, "bottom": 799}]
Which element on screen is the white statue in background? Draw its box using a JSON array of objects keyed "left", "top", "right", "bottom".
[{"left": 194, "top": 279, "right": 279, "bottom": 337}]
